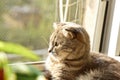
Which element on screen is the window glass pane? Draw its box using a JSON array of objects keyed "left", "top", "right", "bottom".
[
  {"left": 56, "top": 0, "right": 84, "bottom": 24},
  {"left": 0, "top": 0, "right": 55, "bottom": 63},
  {"left": 0, "top": 0, "right": 85, "bottom": 63},
  {"left": 116, "top": 26, "right": 120, "bottom": 56}
]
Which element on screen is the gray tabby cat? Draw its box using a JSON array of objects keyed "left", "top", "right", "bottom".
[{"left": 45, "top": 22, "right": 120, "bottom": 80}]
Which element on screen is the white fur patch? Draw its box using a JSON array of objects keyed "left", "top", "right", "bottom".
[{"left": 76, "top": 69, "right": 102, "bottom": 80}]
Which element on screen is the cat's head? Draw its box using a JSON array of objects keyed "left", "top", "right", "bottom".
[{"left": 48, "top": 22, "right": 90, "bottom": 62}]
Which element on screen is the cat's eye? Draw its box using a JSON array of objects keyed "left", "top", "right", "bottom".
[{"left": 55, "top": 42, "right": 58, "bottom": 46}]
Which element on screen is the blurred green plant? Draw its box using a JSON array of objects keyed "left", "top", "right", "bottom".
[
  {"left": 0, "top": 52, "right": 44, "bottom": 80},
  {"left": 0, "top": 0, "right": 55, "bottom": 79},
  {"left": 0, "top": 41, "right": 39, "bottom": 60},
  {"left": 12, "top": 63, "right": 44, "bottom": 80},
  {"left": 0, "top": 53, "right": 16, "bottom": 80},
  {"left": 0, "top": 41, "right": 40, "bottom": 80}
]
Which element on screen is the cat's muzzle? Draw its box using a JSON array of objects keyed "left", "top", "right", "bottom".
[{"left": 49, "top": 50, "right": 57, "bottom": 55}]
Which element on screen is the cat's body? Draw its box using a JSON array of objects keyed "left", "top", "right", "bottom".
[{"left": 45, "top": 22, "right": 120, "bottom": 80}]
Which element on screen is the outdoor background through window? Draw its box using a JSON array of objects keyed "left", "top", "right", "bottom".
[
  {"left": 0, "top": 0, "right": 55, "bottom": 62},
  {"left": 0, "top": 0, "right": 84, "bottom": 63}
]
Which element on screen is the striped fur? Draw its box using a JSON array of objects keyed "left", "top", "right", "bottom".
[{"left": 45, "top": 22, "right": 120, "bottom": 80}]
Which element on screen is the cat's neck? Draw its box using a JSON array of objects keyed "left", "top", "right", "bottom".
[{"left": 63, "top": 53, "right": 91, "bottom": 71}]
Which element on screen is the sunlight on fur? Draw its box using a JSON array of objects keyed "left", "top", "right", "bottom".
[{"left": 45, "top": 22, "right": 120, "bottom": 80}]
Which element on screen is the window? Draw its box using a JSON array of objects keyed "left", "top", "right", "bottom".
[
  {"left": 60, "top": 0, "right": 120, "bottom": 61},
  {"left": 106, "top": 0, "right": 120, "bottom": 60},
  {"left": 0, "top": 0, "right": 55, "bottom": 63},
  {"left": 0, "top": 0, "right": 119, "bottom": 64},
  {"left": 88, "top": 0, "right": 120, "bottom": 61},
  {"left": 55, "top": 0, "right": 84, "bottom": 24}
]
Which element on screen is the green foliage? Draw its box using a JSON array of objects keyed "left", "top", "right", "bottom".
[
  {"left": 0, "top": 53, "right": 43, "bottom": 80},
  {"left": 0, "top": 53, "right": 8, "bottom": 68},
  {"left": 0, "top": 0, "right": 54, "bottom": 79},
  {"left": 0, "top": 41, "right": 39, "bottom": 60},
  {"left": 12, "top": 64, "right": 42, "bottom": 80},
  {"left": 0, "top": 53, "right": 16, "bottom": 80}
]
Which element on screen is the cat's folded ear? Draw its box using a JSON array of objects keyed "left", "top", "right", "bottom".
[
  {"left": 62, "top": 27, "right": 77, "bottom": 39},
  {"left": 62, "top": 27, "right": 86, "bottom": 42}
]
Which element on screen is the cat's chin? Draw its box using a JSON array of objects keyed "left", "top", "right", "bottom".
[{"left": 49, "top": 53, "right": 63, "bottom": 62}]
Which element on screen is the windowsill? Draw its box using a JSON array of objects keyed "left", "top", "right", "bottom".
[
  {"left": 109, "top": 56, "right": 120, "bottom": 61},
  {"left": 7, "top": 48, "right": 48, "bottom": 63},
  {"left": 10, "top": 61, "right": 45, "bottom": 71}
]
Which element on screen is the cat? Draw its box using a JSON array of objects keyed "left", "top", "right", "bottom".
[{"left": 45, "top": 22, "right": 120, "bottom": 80}]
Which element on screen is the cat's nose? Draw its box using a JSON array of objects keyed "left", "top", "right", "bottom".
[
  {"left": 48, "top": 47, "right": 53, "bottom": 53},
  {"left": 48, "top": 49, "right": 52, "bottom": 53},
  {"left": 48, "top": 47, "right": 56, "bottom": 54},
  {"left": 48, "top": 49, "right": 56, "bottom": 54}
]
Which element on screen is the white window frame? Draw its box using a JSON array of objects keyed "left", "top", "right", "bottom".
[
  {"left": 83, "top": 0, "right": 107, "bottom": 52},
  {"left": 84, "top": 0, "right": 120, "bottom": 61},
  {"left": 107, "top": 0, "right": 120, "bottom": 61}
]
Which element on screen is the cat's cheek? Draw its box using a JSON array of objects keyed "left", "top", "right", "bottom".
[
  {"left": 54, "top": 46, "right": 62, "bottom": 55},
  {"left": 65, "top": 48, "right": 73, "bottom": 53},
  {"left": 58, "top": 51, "right": 70, "bottom": 60}
]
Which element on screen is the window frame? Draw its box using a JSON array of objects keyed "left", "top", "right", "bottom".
[
  {"left": 84, "top": 0, "right": 120, "bottom": 61},
  {"left": 107, "top": 0, "right": 120, "bottom": 61}
]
